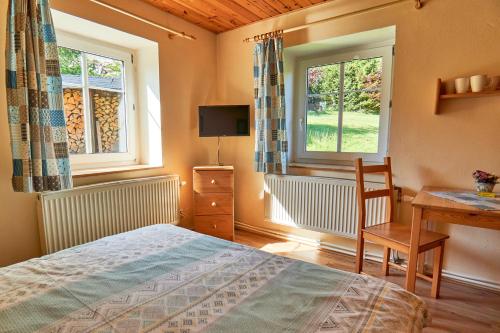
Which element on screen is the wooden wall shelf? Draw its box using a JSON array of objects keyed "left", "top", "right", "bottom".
[{"left": 434, "top": 78, "right": 500, "bottom": 114}]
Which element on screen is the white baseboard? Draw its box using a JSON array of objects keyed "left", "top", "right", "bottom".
[{"left": 235, "top": 221, "right": 500, "bottom": 292}]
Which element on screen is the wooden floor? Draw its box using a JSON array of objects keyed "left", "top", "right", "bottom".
[{"left": 234, "top": 229, "right": 500, "bottom": 333}]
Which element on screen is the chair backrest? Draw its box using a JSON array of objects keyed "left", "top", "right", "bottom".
[{"left": 354, "top": 157, "right": 395, "bottom": 231}]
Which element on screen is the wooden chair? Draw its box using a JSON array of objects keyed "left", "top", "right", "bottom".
[{"left": 354, "top": 157, "right": 449, "bottom": 298}]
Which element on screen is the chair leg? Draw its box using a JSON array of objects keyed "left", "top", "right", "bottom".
[
  {"left": 355, "top": 234, "right": 365, "bottom": 274},
  {"left": 431, "top": 241, "right": 445, "bottom": 299},
  {"left": 417, "top": 221, "right": 428, "bottom": 274},
  {"left": 382, "top": 247, "right": 390, "bottom": 276}
]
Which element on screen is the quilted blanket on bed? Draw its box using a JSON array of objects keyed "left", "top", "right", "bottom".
[{"left": 0, "top": 224, "right": 427, "bottom": 333}]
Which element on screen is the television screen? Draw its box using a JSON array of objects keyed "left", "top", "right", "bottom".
[{"left": 199, "top": 105, "right": 250, "bottom": 137}]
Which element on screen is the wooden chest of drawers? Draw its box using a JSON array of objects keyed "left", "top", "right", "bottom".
[{"left": 193, "top": 166, "right": 234, "bottom": 241}]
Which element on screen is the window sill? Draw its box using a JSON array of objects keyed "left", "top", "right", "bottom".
[{"left": 72, "top": 164, "right": 163, "bottom": 178}]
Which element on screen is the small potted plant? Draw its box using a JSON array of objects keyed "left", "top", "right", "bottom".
[{"left": 472, "top": 170, "right": 498, "bottom": 193}]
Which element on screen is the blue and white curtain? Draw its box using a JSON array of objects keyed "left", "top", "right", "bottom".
[
  {"left": 253, "top": 37, "right": 288, "bottom": 174},
  {"left": 5, "top": 0, "right": 72, "bottom": 192}
]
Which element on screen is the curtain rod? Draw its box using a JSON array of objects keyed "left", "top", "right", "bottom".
[
  {"left": 89, "top": 0, "right": 196, "bottom": 41},
  {"left": 243, "top": 0, "right": 422, "bottom": 43}
]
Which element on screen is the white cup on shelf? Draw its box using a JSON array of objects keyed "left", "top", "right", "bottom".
[
  {"left": 455, "top": 77, "right": 470, "bottom": 94},
  {"left": 470, "top": 75, "right": 489, "bottom": 92}
]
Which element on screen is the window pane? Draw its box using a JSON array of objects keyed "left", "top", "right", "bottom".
[
  {"left": 341, "top": 91, "right": 380, "bottom": 153},
  {"left": 306, "top": 95, "right": 339, "bottom": 152},
  {"left": 87, "top": 53, "right": 123, "bottom": 91},
  {"left": 63, "top": 88, "right": 86, "bottom": 154},
  {"left": 307, "top": 63, "right": 340, "bottom": 94},
  {"left": 90, "top": 89, "right": 126, "bottom": 153},
  {"left": 59, "top": 47, "right": 82, "bottom": 86},
  {"left": 87, "top": 53, "right": 127, "bottom": 153},
  {"left": 344, "top": 57, "right": 382, "bottom": 93}
]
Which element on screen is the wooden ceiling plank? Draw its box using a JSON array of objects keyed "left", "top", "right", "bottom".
[
  {"left": 198, "top": 0, "right": 254, "bottom": 25},
  {"left": 294, "top": 0, "right": 315, "bottom": 7},
  {"left": 229, "top": 0, "right": 274, "bottom": 19},
  {"left": 142, "top": 0, "right": 226, "bottom": 32},
  {"left": 154, "top": 0, "right": 238, "bottom": 32},
  {"left": 167, "top": 0, "right": 240, "bottom": 29},
  {"left": 140, "top": 0, "right": 333, "bottom": 33},
  {"left": 261, "top": 0, "right": 291, "bottom": 13},
  {"left": 278, "top": 0, "right": 304, "bottom": 10},
  {"left": 210, "top": 0, "right": 262, "bottom": 22},
  {"left": 246, "top": 0, "right": 282, "bottom": 17}
]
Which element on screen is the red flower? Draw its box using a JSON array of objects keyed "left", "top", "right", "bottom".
[{"left": 472, "top": 170, "right": 498, "bottom": 184}]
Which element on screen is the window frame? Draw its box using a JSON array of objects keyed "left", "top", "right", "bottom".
[
  {"left": 293, "top": 45, "right": 393, "bottom": 164},
  {"left": 57, "top": 30, "right": 138, "bottom": 170}
]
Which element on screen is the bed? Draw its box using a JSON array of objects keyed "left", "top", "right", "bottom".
[{"left": 0, "top": 224, "right": 427, "bottom": 332}]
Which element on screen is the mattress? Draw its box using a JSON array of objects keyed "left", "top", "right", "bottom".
[{"left": 0, "top": 224, "right": 427, "bottom": 332}]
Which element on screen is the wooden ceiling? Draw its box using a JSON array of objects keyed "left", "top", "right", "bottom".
[{"left": 141, "top": 0, "right": 331, "bottom": 33}]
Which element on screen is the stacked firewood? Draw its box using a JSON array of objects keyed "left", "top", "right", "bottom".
[
  {"left": 92, "top": 91, "right": 121, "bottom": 153},
  {"left": 63, "top": 89, "right": 85, "bottom": 154}
]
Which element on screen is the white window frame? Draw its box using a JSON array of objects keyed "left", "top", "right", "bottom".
[
  {"left": 57, "top": 30, "right": 138, "bottom": 170},
  {"left": 293, "top": 45, "right": 393, "bottom": 164}
]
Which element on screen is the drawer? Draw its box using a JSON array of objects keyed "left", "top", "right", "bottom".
[
  {"left": 194, "top": 170, "right": 233, "bottom": 193},
  {"left": 194, "top": 215, "right": 234, "bottom": 240},
  {"left": 194, "top": 193, "right": 233, "bottom": 216}
]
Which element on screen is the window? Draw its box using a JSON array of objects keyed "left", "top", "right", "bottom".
[
  {"left": 57, "top": 31, "right": 137, "bottom": 169},
  {"left": 52, "top": 9, "right": 163, "bottom": 173},
  {"left": 294, "top": 46, "right": 393, "bottom": 163}
]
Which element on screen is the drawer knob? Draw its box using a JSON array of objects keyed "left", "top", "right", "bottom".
[
  {"left": 211, "top": 179, "right": 216, "bottom": 184},
  {"left": 212, "top": 224, "right": 217, "bottom": 229},
  {"left": 211, "top": 202, "right": 217, "bottom": 207}
]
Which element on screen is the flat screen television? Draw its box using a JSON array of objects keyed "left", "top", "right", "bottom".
[{"left": 199, "top": 105, "right": 250, "bottom": 137}]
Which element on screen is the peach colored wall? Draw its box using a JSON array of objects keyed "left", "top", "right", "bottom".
[
  {"left": 0, "top": 0, "right": 216, "bottom": 266},
  {"left": 209, "top": 0, "right": 500, "bottom": 286},
  {"left": 1, "top": 0, "right": 498, "bottom": 288}
]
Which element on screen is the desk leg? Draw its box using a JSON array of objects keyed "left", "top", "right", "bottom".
[{"left": 406, "top": 206, "right": 423, "bottom": 293}]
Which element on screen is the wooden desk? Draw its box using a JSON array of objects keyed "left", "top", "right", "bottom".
[{"left": 406, "top": 187, "right": 500, "bottom": 293}]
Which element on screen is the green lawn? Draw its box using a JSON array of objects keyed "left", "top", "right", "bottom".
[{"left": 306, "top": 112, "right": 380, "bottom": 153}]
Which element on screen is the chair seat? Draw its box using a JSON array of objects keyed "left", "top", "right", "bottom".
[{"left": 363, "top": 222, "right": 449, "bottom": 253}]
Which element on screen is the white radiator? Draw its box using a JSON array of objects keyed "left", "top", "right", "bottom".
[
  {"left": 264, "top": 174, "right": 394, "bottom": 238},
  {"left": 37, "top": 175, "right": 180, "bottom": 254}
]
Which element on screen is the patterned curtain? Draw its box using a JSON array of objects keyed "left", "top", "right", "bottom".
[
  {"left": 5, "top": 0, "right": 72, "bottom": 192},
  {"left": 253, "top": 37, "right": 288, "bottom": 174}
]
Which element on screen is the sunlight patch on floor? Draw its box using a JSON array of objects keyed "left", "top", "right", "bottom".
[{"left": 260, "top": 241, "right": 315, "bottom": 254}]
